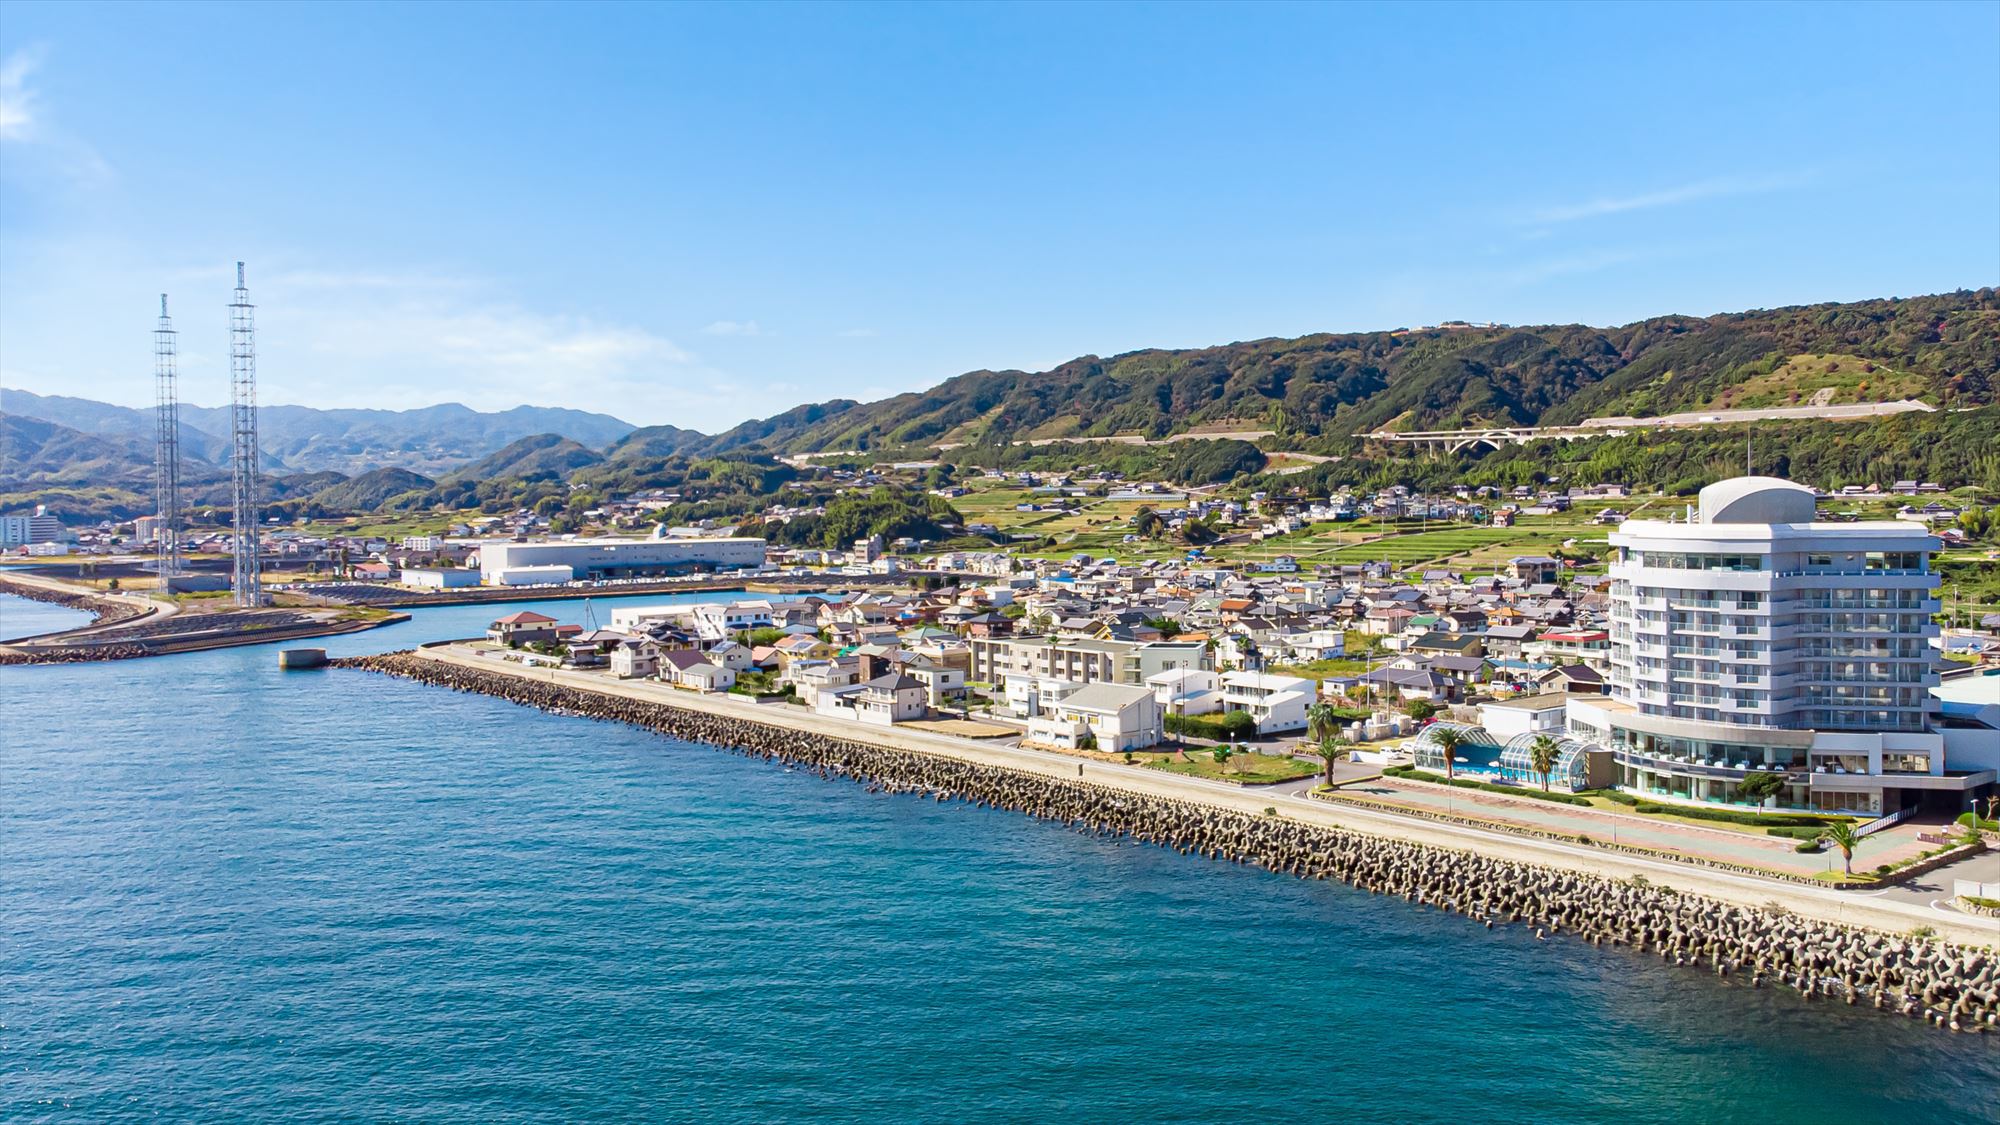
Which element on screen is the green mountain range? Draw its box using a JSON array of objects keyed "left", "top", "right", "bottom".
[
  {"left": 673, "top": 289, "right": 1993, "bottom": 456},
  {"left": 6, "top": 289, "right": 1995, "bottom": 521}
]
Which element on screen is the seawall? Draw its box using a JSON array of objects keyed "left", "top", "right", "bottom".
[
  {"left": 335, "top": 649, "right": 1999, "bottom": 1035},
  {"left": 0, "top": 574, "right": 150, "bottom": 641}
]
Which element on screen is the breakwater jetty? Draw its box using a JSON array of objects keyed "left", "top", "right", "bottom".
[
  {"left": 0, "top": 575, "right": 149, "bottom": 638},
  {"left": 336, "top": 649, "right": 2000, "bottom": 1034}
]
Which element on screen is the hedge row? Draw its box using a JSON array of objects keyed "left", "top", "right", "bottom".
[
  {"left": 1166, "top": 712, "right": 1258, "bottom": 741},
  {"left": 1629, "top": 803, "right": 1846, "bottom": 828}
]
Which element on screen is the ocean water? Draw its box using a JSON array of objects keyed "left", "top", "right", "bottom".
[
  {"left": 3, "top": 592, "right": 1995, "bottom": 1122},
  {"left": 0, "top": 592, "right": 94, "bottom": 641}
]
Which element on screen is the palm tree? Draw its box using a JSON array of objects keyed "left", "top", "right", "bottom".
[
  {"left": 1306, "top": 701, "right": 1340, "bottom": 747},
  {"left": 1528, "top": 734, "right": 1560, "bottom": 793},
  {"left": 1820, "top": 822, "right": 1860, "bottom": 876},
  {"left": 1316, "top": 734, "right": 1353, "bottom": 788},
  {"left": 1428, "top": 726, "right": 1464, "bottom": 781}
]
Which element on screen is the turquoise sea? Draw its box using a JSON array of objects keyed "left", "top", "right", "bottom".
[{"left": 3, "top": 592, "right": 1995, "bottom": 1122}]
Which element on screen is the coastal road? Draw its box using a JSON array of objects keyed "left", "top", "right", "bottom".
[{"left": 418, "top": 644, "right": 2000, "bottom": 947}]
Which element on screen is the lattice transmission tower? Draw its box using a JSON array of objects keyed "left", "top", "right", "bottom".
[
  {"left": 229, "top": 262, "right": 264, "bottom": 607},
  {"left": 153, "top": 294, "right": 184, "bottom": 585}
]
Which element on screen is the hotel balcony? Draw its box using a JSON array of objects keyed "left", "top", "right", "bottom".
[{"left": 1615, "top": 747, "right": 1807, "bottom": 782}]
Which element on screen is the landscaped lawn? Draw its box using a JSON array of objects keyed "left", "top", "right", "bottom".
[{"left": 1145, "top": 750, "right": 1319, "bottom": 784}]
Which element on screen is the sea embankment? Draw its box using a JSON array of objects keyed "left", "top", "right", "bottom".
[
  {"left": 0, "top": 571, "right": 411, "bottom": 663},
  {"left": 0, "top": 574, "right": 151, "bottom": 638},
  {"left": 336, "top": 648, "right": 2000, "bottom": 1034}
]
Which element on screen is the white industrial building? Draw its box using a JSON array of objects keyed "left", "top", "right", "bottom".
[
  {"left": 400, "top": 566, "right": 482, "bottom": 589},
  {"left": 477, "top": 537, "right": 766, "bottom": 585}
]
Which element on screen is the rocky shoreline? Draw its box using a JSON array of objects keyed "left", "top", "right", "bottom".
[
  {"left": 336, "top": 650, "right": 1999, "bottom": 1034},
  {"left": 0, "top": 576, "right": 147, "bottom": 634}
]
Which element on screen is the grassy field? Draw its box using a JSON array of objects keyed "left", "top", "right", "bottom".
[
  {"left": 1937, "top": 553, "right": 2000, "bottom": 616},
  {"left": 1145, "top": 750, "right": 1319, "bottom": 784},
  {"left": 296, "top": 513, "right": 473, "bottom": 539},
  {"left": 1692, "top": 353, "right": 1930, "bottom": 412}
]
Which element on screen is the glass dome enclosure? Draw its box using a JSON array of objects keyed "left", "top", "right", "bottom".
[
  {"left": 1410, "top": 722, "right": 1504, "bottom": 772},
  {"left": 1498, "top": 732, "right": 1596, "bottom": 790}
]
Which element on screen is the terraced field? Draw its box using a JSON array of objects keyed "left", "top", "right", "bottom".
[{"left": 1321, "top": 527, "right": 1529, "bottom": 564}]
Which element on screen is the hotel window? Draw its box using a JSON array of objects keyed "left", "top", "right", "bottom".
[{"left": 1864, "top": 551, "right": 1923, "bottom": 572}]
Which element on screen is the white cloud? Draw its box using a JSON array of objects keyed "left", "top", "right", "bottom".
[
  {"left": 0, "top": 243, "right": 776, "bottom": 427},
  {"left": 701, "top": 319, "right": 767, "bottom": 336},
  {"left": 0, "top": 46, "right": 43, "bottom": 141},
  {"left": 1525, "top": 176, "right": 1797, "bottom": 224},
  {"left": 281, "top": 295, "right": 698, "bottom": 413},
  {"left": 0, "top": 45, "right": 111, "bottom": 186}
]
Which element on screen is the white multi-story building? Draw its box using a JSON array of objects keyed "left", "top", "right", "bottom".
[
  {"left": 1568, "top": 476, "right": 1990, "bottom": 817},
  {"left": 1, "top": 510, "right": 67, "bottom": 549},
  {"left": 1218, "top": 671, "right": 1314, "bottom": 734}
]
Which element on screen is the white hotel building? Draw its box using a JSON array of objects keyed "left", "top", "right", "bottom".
[{"left": 1566, "top": 476, "right": 1995, "bottom": 818}]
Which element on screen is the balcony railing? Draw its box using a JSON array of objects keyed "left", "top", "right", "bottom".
[{"left": 1616, "top": 748, "right": 1808, "bottom": 781}]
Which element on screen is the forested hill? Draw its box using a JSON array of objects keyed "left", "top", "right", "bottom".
[{"left": 691, "top": 289, "right": 1995, "bottom": 456}]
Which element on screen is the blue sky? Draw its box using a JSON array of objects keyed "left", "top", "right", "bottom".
[{"left": 2, "top": 1, "right": 1995, "bottom": 430}]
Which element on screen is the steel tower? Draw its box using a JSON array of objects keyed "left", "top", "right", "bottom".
[
  {"left": 228, "top": 262, "right": 264, "bottom": 607},
  {"left": 153, "top": 294, "right": 184, "bottom": 585}
]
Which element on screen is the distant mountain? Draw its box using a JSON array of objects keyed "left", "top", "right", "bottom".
[
  {"left": 678, "top": 290, "right": 1995, "bottom": 456},
  {"left": 601, "top": 422, "right": 710, "bottom": 462},
  {"left": 308, "top": 467, "right": 435, "bottom": 511},
  {"left": 9, "top": 290, "right": 1995, "bottom": 519},
  {"left": 440, "top": 433, "right": 604, "bottom": 484},
  {"left": 0, "top": 413, "right": 233, "bottom": 492},
  {"left": 0, "top": 389, "right": 638, "bottom": 475}
]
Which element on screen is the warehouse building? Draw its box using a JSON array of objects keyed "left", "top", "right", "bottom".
[{"left": 477, "top": 537, "right": 766, "bottom": 585}]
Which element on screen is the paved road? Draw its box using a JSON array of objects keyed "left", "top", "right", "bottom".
[
  {"left": 1365, "top": 399, "right": 1934, "bottom": 444},
  {"left": 1874, "top": 847, "right": 2000, "bottom": 911}
]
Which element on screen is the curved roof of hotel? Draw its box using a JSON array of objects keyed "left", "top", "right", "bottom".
[{"left": 1698, "top": 476, "right": 1817, "bottom": 525}]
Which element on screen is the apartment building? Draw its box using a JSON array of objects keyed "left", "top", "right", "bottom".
[{"left": 967, "top": 636, "right": 1208, "bottom": 689}]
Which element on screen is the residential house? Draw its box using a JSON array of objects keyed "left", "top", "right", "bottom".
[
  {"left": 488, "top": 610, "right": 562, "bottom": 646},
  {"left": 1219, "top": 671, "right": 1314, "bottom": 734},
  {"left": 1147, "top": 667, "right": 1223, "bottom": 717},
  {"left": 1028, "top": 683, "right": 1164, "bottom": 751}
]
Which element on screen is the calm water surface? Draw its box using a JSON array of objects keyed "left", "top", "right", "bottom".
[
  {"left": 0, "top": 592, "right": 94, "bottom": 640},
  {"left": 3, "top": 592, "right": 1995, "bottom": 1122}
]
